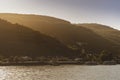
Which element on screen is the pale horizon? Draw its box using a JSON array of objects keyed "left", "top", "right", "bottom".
[{"left": 0, "top": 0, "right": 120, "bottom": 30}]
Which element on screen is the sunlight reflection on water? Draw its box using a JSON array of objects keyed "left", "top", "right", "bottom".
[{"left": 0, "top": 65, "right": 120, "bottom": 80}]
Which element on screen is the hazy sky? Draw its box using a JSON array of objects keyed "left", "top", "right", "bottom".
[{"left": 0, "top": 0, "right": 120, "bottom": 30}]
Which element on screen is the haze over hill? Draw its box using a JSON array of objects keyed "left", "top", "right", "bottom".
[
  {"left": 0, "top": 19, "right": 72, "bottom": 57},
  {"left": 0, "top": 13, "right": 119, "bottom": 56}
]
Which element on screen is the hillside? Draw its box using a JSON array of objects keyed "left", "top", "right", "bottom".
[
  {"left": 78, "top": 24, "right": 120, "bottom": 45},
  {"left": 77, "top": 23, "right": 120, "bottom": 55},
  {"left": 0, "top": 13, "right": 119, "bottom": 55},
  {"left": 0, "top": 19, "right": 72, "bottom": 57}
]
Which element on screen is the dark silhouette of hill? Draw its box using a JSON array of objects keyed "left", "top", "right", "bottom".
[
  {"left": 0, "top": 19, "right": 72, "bottom": 57},
  {"left": 0, "top": 13, "right": 119, "bottom": 56}
]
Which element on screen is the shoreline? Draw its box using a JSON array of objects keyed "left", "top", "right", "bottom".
[{"left": 0, "top": 61, "right": 118, "bottom": 66}]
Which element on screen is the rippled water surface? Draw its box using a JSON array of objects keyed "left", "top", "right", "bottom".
[{"left": 0, "top": 65, "right": 120, "bottom": 80}]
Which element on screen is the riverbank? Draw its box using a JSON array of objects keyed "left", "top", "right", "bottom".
[
  {"left": 0, "top": 56, "right": 119, "bottom": 66},
  {"left": 0, "top": 60, "right": 118, "bottom": 66}
]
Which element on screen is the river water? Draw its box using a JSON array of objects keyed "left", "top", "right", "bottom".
[{"left": 0, "top": 65, "right": 120, "bottom": 80}]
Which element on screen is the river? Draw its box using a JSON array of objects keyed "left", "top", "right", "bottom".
[{"left": 0, "top": 65, "right": 120, "bottom": 80}]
